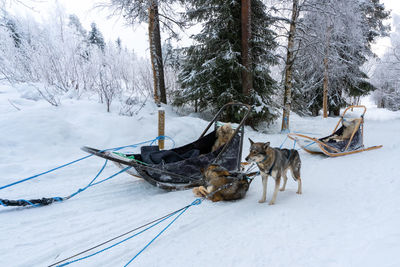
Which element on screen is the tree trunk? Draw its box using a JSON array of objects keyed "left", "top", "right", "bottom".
[
  {"left": 281, "top": 0, "right": 298, "bottom": 132},
  {"left": 322, "top": 25, "right": 332, "bottom": 118},
  {"left": 148, "top": 1, "right": 167, "bottom": 105},
  {"left": 241, "top": 0, "right": 252, "bottom": 96}
]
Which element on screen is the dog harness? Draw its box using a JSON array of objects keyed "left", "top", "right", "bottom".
[{"left": 259, "top": 150, "right": 277, "bottom": 175}]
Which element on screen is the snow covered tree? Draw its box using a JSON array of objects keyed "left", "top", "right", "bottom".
[
  {"left": 88, "top": 22, "right": 105, "bottom": 51},
  {"left": 116, "top": 37, "right": 122, "bottom": 51},
  {"left": 291, "top": 0, "right": 389, "bottom": 116},
  {"left": 104, "top": 0, "right": 183, "bottom": 105},
  {"left": 279, "top": 0, "right": 301, "bottom": 131},
  {"left": 0, "top": 7, "right": 150, "bottom": 111},
  {"left": 372, "top": 15, "right": 400, "bottom": 111},
  {"left": 4, "top": 18, "right": 21, "bottom": 48},
  {"left": 68, "top": 14, "right": 87, "bottom": 38},
  {"left": 176, "top": 0, "right": 278, "bottom": 126}
]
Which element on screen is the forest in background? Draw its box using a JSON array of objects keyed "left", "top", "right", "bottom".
[{"left": 0, "top": 0, "right": 398, "bottom": 129}]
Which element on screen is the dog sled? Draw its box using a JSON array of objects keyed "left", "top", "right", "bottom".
[
  {"left": 82, "top": 103, "right": 251, "bottom": 191},
  {"left": 287, "top": 105, "right": 382, "bottom": 157}
]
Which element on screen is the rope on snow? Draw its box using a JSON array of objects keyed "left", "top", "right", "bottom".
[
  {"left": 48, "top": 199, "right": 202, "bottom": 267},
  {"left": 0, "top": 136, "right": 174, "bottom": 208}
]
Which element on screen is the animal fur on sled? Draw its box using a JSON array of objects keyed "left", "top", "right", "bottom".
[
  {"left": 322, "top": 118, "right": 361, "bottom": 142},
  {"left": 212, "top": 123, "right": 235, "bottom": 152}
]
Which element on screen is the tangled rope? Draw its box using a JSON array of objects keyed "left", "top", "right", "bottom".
[{"left": 0, "top": 136, "right": 174, "bottom": 208}]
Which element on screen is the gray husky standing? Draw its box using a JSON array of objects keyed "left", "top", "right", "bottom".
[{"left": 245, "top": 138, "right": 302, "bottom": 205}]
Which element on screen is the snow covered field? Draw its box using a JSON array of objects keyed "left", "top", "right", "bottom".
[{"left": 1, "top": 83, "right": 400, "bottom": 267}]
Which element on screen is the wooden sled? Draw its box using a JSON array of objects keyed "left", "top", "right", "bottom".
[{"left": 287, "top": 105, "right": 382, "bottom": 157}]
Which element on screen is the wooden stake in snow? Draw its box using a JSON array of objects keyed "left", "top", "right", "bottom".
[{"left": 158, "top": 107, "right": 165, "bottom": 150}]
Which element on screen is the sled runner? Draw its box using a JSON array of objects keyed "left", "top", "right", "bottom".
[
  {"left": 287, "top": 105, "right": 382, "bottom": 157},
  {"left": 82, "top": 103, "right": 251, "bottom": 191}
]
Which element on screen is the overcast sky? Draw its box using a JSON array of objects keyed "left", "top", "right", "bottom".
[{"left": 6, "top": 0, "right": 400, "bottom": 58}]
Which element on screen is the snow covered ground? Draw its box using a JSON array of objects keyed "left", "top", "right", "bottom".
[{"left": 1, "top": 83, "right": 400, "bottom": 267}]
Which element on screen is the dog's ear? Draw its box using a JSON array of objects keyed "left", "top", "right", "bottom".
[
  {"left": 263, "top": 142, "right": 270, "bottom": 150},
  {"left": 248, "top": 138, "right": 254, "bottom": 145}
]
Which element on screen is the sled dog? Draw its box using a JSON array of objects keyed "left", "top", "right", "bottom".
[
  {"left": 212, "top": 123, "right": 235, "bottom": 152},
  {"left": 245, "top": 139, "right": 302, "bottom": 205},
  {"left": 192, "top": 164, "right": 251, "bottom": 202}
]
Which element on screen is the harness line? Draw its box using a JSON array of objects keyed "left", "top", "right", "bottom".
[
  {"left": 49, "top": 199, "right": 202, "bottom": 267},
  {"left": 0, "top": 136, "right": 174, "bottom": 208}
]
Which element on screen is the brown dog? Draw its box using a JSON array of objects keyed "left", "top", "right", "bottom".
[
  {"left": 212, "top": 123, "right": 235, "bottom": 152},
  {"left": 192, "top": 164, "right": 251, "bottom": 202}
]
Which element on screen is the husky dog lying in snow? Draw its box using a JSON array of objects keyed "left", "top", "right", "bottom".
[
  {"left": 192, "top": 164, "right": 251, "bottom": 202},
  {"left": 212, "top": 123, "right": 235, "bottom": 152},
  {"left": 246, "top": 139, "right": 302, "bottom": 205}
]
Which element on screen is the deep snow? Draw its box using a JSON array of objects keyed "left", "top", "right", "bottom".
[{"left": 1, "top": 83, "right": 400, "bottom": 267}]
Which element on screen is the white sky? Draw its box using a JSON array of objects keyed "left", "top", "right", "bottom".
[
  {"left": 372, "top": 0, "right": 400, "bottom": 56},
  {"left": 7, "top": 0, "right": 150, "bottom": 56},
  {"left": 6, "top": 0, "right": 400, "bottom": 58}
]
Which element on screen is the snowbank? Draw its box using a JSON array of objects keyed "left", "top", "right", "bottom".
[{"left": 1, "top": 83, "right": 399, "bottom": 267}]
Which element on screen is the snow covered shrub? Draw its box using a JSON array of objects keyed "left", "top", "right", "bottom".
[
  {"left": 371, "top": 14, "right": 400, "bottom": 111},
  {"left": 0, "top": 9, "right": 151, "bottom": 111}
]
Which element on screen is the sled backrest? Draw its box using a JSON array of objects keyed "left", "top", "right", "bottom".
[
  {"left": 332, "top": 105, "right": 366, "bottom": 151},
  {"left": 199, "top": 102, "right": 251, "bottom": 171}
]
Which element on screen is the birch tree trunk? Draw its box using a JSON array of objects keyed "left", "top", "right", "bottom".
[
  {"left": 281, "top": 0, "right": 298, "bottom": 131},
  {"left": 148, "top": 0, "right": 167, "bottom": 105},
  {"left": 322, "top": 25, "right": 332, "bottom": 118},
  {"left": 241, "top": 0, "right": 252, "bottom": 96}
]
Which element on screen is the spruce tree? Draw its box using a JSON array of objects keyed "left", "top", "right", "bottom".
[
  {"left": 5, "top": 18, "right": 21, "bottom": 48},
  {"left": 176, "top": 0, "right": 278, "bottom": 126},
  {"left": 88, "top": 22, "right": 105, "bottom": 51},
  {"left": 68, "top": 14, "right": 87, "bottom": 38}
]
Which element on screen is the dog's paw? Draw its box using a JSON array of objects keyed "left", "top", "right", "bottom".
[
  {"left": 258, "top": 199, "right": 266, "bottom": 203},
  {"left": 198, "top": 186, "right": 209, "bottom": 196},
  {"left": 192, "top": 187, "right": 203, "bottom": 197},
  {"left": 296, "top": 191, "right": 302, "bottom": 194},
  {"left": 279, "top": 188, "right": 285, "bottom": 191},
  {"left": 268, "top": 201, "right": 275, "bottom": 205}
]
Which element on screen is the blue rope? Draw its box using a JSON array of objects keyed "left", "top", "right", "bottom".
[
  {"left": 292, "top": 130, "right": 320, "bottom": 136},
  {"left": 281, "top": 117, "right": 290, "bottom": 133},
  {"left": 0, "top": 163, "right": 132, "bottom": 208},
  {"left": 0, "top": 136, "right": 176, "bottom": 208},
  {"left": 88, "top": 166, "right": 132, "bottom": 188},
  {"left": 0, "top": 155, "right": 93, "bottom": 191},
  {"left": 65, "top": 159, "right": 109, "bottom": 200},
  {"left": 149, "top": 135, "right": 175, "bottom": 147},
  {"left": 279, "top": 135, "right": 289, "bottom": 149},
  {"left": 1, "top": 136, "right": 174, "bottom": 191},
  {"left": 303, "top": 141, "right": 316, "bottom": 149},
  {"left": 124, "top": 198, "right": 202, "bottom": 266},
  {"left": 57, "top": 199, "right": 202, "bottom": 267}
]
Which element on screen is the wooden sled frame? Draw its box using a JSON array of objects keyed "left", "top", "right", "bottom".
[{"left": 287, "top": 105, "right": 382, "bottom": 157}]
